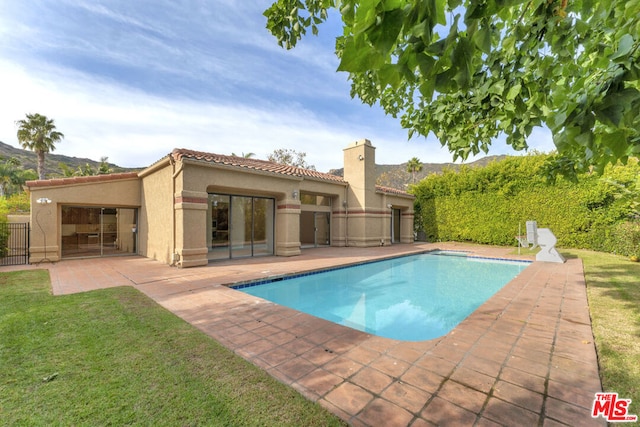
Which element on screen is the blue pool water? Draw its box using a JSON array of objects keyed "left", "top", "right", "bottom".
[{"left": 235, "top": 252, "right": 530, "bottom": 341}]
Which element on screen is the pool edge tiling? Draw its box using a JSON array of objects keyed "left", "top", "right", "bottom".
[{"left": 39, "top": 243, "right": 605, "bottom": 426}]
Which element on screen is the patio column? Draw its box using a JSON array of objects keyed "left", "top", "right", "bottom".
[
  {"left": 401, "top": 210, "right": 415, "bottom": 243},
  {"left": 275, "top": 196, "right": 301, "bottom": 256},
  {"left": 174, "top": 190, "right": 208, "bottom": 267}
]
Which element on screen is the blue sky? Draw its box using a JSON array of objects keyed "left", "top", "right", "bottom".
[{"left": 0, "top": 1, "right": 554, "bottom": 172}]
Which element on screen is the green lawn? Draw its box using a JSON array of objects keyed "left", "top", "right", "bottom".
[
  {"left": 565, "top": 250, "right": 640, "bottom": 419},
  {"left": 0, "top": 270, "right": 345, "bottom": 426}
]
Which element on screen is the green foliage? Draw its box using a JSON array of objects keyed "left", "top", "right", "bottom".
[
  {"left": 268, "top": 148, "right": 316, "bottom": 170},
  {"left": 58, "top": 156, "right": 114, "bottom": 177},
  {"left": 0, "top": 156, "right": 36, "bottom": 196},
  {"left": 4, "top": 192, "right": 30, "bottom": 214},
  {"left": 265, "top": 0, "right": 640, "bottom": 179},
  {"left": 412, "top": 154, "right": 640, "bottom": 255}
]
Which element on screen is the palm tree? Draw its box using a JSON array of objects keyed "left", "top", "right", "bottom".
[
  {"left": 16, "top": 113, "right": 64, "bottom": 180},
  {"left": 231, "top": 152, "right": 256, "bottom": 158},
  {"left": 406, "top": 157, "right": 423, "bottom": 184}
]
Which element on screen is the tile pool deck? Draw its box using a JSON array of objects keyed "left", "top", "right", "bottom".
[{"left": 12, "top": 243, "right": 605, "bottom": 426}]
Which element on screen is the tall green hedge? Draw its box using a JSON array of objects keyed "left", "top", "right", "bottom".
[{"left": 412, "top": 155, "right": 640, "bottom": 256}]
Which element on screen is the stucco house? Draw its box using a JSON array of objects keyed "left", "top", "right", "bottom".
[{"left": 26, "top": 139, "right": 415, "bottom": 267}]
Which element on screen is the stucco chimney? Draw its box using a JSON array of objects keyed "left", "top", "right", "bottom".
[{"left": 343, "top": 138, "right": 376, "bottom": 210}]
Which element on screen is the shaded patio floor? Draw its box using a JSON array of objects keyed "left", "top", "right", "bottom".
[{"left": 12, "top": 243, "right": 605, "bottom": 426}]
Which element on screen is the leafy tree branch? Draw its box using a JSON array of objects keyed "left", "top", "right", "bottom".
[{"left": 265, "top": 0, "right": 640, "bottom": 180}]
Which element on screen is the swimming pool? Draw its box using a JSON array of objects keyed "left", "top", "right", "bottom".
[{"left": 234, "top": 252, "right": 530, "bottom": 341}]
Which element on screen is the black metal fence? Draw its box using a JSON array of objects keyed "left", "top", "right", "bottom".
[{"left": 0, "top": 223, "right": 30, "bottom": 266}]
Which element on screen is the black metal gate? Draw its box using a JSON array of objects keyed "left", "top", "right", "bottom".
[{"left": 0, "top": 223, "right": 30, "bottom": 266}]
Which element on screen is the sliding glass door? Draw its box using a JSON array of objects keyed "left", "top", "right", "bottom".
[
  {"left": 61, "top": 206, "right": 137, "bottom": 258},
  {"left": 208, "top": 194, "right": 274, "bottom": 260}
]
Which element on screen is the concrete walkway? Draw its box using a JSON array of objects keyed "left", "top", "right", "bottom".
[{"left": 11, "top": 243, "right": 604, "bottom": 426}]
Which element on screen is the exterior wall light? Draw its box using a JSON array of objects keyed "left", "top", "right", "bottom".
[
  {"left": 358, "top": 155, "right": 364, "bottom": 161},
  {"left": 292, "top": 190, "right": 298, "bottom": 199},
  {"left": 387, "top": 203, "right": 393, "bottom": 209}
]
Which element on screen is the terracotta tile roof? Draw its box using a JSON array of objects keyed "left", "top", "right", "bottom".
[
  {"left": 171, "top": 148, "right": 346, "bottom": 183},
  {"left": 26, "top": 172, "right": 139, "bottom": 188},
  {"left": 376, "top": 185, "right": 414, "bottom": 197}
]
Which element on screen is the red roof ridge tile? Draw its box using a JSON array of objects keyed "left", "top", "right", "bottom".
[
  {"left": 26, "top": 172, "right": 139, "bottom": 188},
  {"left": 375, "top": 185, "right": 413, "bottom": 197},
  {"left": 171, "top": 148, "right": 345, "bottom": 183}
]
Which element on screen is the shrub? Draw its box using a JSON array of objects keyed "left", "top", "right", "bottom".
[
  {"left": 5, "top": 192, "right": 30, "bottom": 214},
  {"left": 412, "top": 154, "right": 640, "bottom": 255}
]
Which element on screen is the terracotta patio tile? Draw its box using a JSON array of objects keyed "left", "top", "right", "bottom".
[
  {"left": 492, "top": 380, "right": 544, "bottom": 414},
  {"left": 445, "top": 328, "right": 484, "bottom": 345},
  {"left": 251, "top": 323, "right": 282, "bottom": 338},
  {"left": 544, "top": 396, "right": 606, "bottom": 426},
  {"left": 279, "top": 337, "right": 316, "bottom": 356},
  {"left": 304, "top": 328, "right": 337, "bottom": 346},
  {"left": 413, "top": 355, "right": 457, "bottom": 378},
  {"left": 436, "top": 379, "right": 488, "bottom": 414},
  {"left": 381, "top": 380, "right": 432, "bottom": 413},
  {"left": 324, "top": 382, "right": 374, "bottom": 417},
  {"left": 361, "top": 335, "right": 397, "bottom": 353},
  {"left": 386, "top": 344, "right": 425, "bottom": 364},
  {"left": 369, "top": 354, "right": 411, "bottom": 379},
  {"left": 542, "top": 417, "right": 573, "bottom": 427},
  {"left": 427, "top": 342, "right": 468, "bottom": 364},
  {"left": 235, "top": 337, "right": 278, "bottom": 358},
  {"left": 421, "top": 396, "right": 478, "bottom": 426},
  {"left": 499, "top": 366, "right": 546, "bottom": 394},
  {"left": 408, "top": 417, "right": 435, "bottom": 427},
  {"left": 401, "top": 365, "right": 446, "bottom": 394},
  {"left": 276, "top": 356, "right": 319, "bottom": 381},
  {"left": 302, "top": 346, "right": 340, "bottom": 365},
  {"left": 225, "top": 330, "right": 261, "bottom": 347},
  {"left": 322, "top": 355, "right": 365, "bottom": 379},
  {"left": 265, "top": 329, "right": 297, "bottom": 345},
  {"left": 506, "top": 354, "right": 550, "bottom": 378},
  {"left": 356, "top": 398, "right": 415, "bottom": 427},
  {"left": 474, "top": 417, "right": 504, "bottom": 427},
  {"left": 467, "top": 343, "right": 511, "bottom": 365},
  {"left": 351, "top": 366, "right": 394, "bottom": 394},
  {"left": 318, "top": 398, "right": 353, "bottom": 424},
  {"left": 459, "top": 354, "right": 503, "bottom": 377},
  {"left": 344, "top": 345, "right": 381, "bottom": 365},
  {"left": 323, "top": 335, "right": 360, "bottom": 355},
  {"left": 477, "top": 329, "right": 519, "bottom": 347},
  {"left": 548, "top": 364, "right": 601, "bottom": 390},
  {"left": 482, "top": 396, "right": 540, "bottom": 426},
  {"left": 256, "top": 346, "right": 296, "bottom": 367},
  {"left": 449, "top": 366, "right": 496, "bottom": 394},
  {"left": 547, "top": 380, "right": 599, "bottom": 410},
  {"left": 296, "top": 368, "right": 343, "bottom": 397}
]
